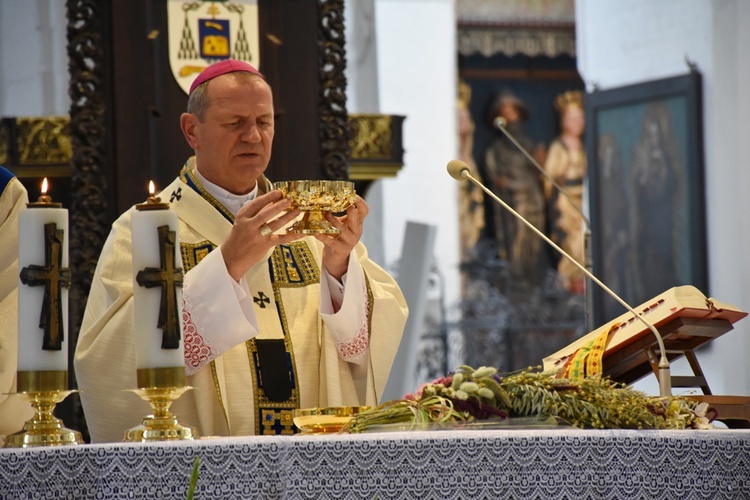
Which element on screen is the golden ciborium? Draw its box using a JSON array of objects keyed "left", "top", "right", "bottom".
[{"left": 273, "top": 180, "right": 356, "bottom": 234}]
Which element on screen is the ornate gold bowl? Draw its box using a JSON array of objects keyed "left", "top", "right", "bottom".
[
  {"left": 292, "top": 406, "right": 369, "bottom": 434},
  {"left": 273, "top": 180, "right": 356, "bottom": 234}
]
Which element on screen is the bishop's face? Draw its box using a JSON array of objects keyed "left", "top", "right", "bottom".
[{"left": 185, "top": 74, "right": 275, "bottom": 195}]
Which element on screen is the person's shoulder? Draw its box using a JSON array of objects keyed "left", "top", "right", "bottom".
[
  {"left": 106, "top": 204, "right": 140, "bottom": 238},
  {"left": 0, "top": 167, "right": 28, "bottom": 205},
  {"left": 0, "top": 166, "right": 15, "bottom": 193}
]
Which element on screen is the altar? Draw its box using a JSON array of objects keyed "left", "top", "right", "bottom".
[{"left": 2, "top": 428, "right": 749, "bottom": 498}]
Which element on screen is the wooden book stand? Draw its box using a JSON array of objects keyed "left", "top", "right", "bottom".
[{"left": 544, "top": 287, "right": 750, "bottom": 428}]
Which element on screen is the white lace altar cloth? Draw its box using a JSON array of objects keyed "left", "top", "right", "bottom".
[{"left": 1, "top": 429, "right": 749, "bottom": 499}]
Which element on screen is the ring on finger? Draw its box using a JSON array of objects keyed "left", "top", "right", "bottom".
[{"left": 259, "top": 223, "right": 273, "bottom": 237}]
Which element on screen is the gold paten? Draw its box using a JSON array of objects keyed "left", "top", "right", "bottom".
[
  {"left": 292, "top": 406, "right": 370, "bottom": 434},
  {"left": 124, "top": 367, "right": 197, "bottom": 442},
  {"left": 273, "top": 180, "right": 356, "bottom": 235},
  {"left": 4, "top": 370, "right": 83, "bottom": 448}
]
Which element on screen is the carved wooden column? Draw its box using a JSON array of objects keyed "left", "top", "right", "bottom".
[
  {"left": 65, "top": 0, "right": 115, "bottom": 439},
  {"left": 318, "top": 0, "right": 349, "bottom": 181}
]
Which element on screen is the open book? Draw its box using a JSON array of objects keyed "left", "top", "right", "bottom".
[{"left": 543, "top": 285, "right": 747, "bottom": 377}]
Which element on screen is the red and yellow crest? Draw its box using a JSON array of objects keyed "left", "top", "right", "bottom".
[{"left": 168, "top": 0, "right": 260, "bottom": 94}]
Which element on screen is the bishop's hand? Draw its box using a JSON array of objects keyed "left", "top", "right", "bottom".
[
  {"left": 314, "top": 195, "right": 368, "bottom": 281},
  {"left": 221, "top": 190, "right": 302, "bottom": 281}
]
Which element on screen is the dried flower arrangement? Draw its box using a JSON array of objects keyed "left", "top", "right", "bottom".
[{"left": 343, "top": 366, "right": 714, "bottom": 433}]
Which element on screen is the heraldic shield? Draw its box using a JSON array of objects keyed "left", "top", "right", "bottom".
[{"left": 168, "top": 0, "right": 260, "bottom": 95}]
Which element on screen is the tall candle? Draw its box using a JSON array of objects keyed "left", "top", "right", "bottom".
[
  {"left": 17, "top": 178, "right": 69, "bottom": 372},
  {"left": 131, "top": 181, "right": 185, "bottom": 370}
]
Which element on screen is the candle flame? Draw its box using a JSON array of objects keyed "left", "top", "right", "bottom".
[
  {"left": 41, "top": 178, "right": 49, "bottom": 195},
  {"left": 149, "top": 180, "right": 155, "bottom": 196}
]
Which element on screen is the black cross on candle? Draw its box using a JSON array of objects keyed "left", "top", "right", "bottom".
[
  {"left": 19, "top": 222, "right": 70, "bottom": 351},
  {"left": 136, "top": 225, "right": 183, "bottom": 349}
]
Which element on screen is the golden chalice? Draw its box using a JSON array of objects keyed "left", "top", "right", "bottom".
[{"left": 273, "top": 180, "right": 356, "bottom": 234}]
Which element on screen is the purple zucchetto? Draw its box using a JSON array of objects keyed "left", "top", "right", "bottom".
[{"left": 189, "top": 59, "right": 263, "bottom": 95}]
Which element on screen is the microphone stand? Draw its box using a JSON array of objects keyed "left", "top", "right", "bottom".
[
  {"left": 448, "top": 160, "right": 672, "bottom": 398},
  {"left": 493, "top": 118, "right": 595, "bottom": 333}
]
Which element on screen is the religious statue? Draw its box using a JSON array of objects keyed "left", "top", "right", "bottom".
[
  {"left": 543, "top": 90, "right": 586, "bottom": 294},
  {"left": 483, "top": 90, "right": 547, "bottom": 289},
  {"left": 456, "top": 80, "right": 484, "bottom": 259}
]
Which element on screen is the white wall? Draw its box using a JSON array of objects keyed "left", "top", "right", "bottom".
[
  {"left": 701, "top": 0, "right": 750, "bottom": 396},
  {"left": 374, "top": 0, "right": 460, "bottom": 303},
  {"left": 0, "top": 0, "right": 69, "bottom": 116},
  {"left": 576, "top": 0, "right": 713, "bottom": 92},
  {"left": 344, "top": 0, "right": 387, "bottom": 267},
  {"left": 577, "top": 0, "right": 750, "bottom": 395},
  {"left": 373, "top": 0, "right": 460, "bottom": 396}
]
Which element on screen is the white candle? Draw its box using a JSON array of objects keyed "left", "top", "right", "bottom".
[
  {"left": 131, "top": 181, "right": 185, "bottom": 370},
  {"left": 17, "top": 178, "right": 69, "bottom": 372}
]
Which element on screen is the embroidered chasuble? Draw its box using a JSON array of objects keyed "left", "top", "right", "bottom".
[
  {"left": 0, "top": 168, "right": 35, "bottom": 442},
  {"left": 75, "top": 161, "right": 408, "bottom": 442}
]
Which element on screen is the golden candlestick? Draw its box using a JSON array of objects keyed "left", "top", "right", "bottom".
[
  {"left": 3, "top": 370, "right": 83, "bottom": 448},
  {"left": 273, "top": 180, "right": 356, "bottom": 234},
  {"left": 123, "top": 367, "right": 198, "bottom": 442}
]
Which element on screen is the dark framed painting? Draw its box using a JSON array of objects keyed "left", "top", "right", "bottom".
[{"left": 585, "top": 72, "right": 706, "bottom": 326}]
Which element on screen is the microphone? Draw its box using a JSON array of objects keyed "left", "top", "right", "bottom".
[
  {"left": 493, "top": 116, "right": 594, "bottom": 332},
  {"left": 447, "top": 159, "right": 470, "bottom": 181},
  {"left": 447, "top": 159, "right": 672, "bottom": 398}
]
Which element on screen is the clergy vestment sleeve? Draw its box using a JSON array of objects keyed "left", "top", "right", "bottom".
[
  {"left": 0, "top": 173, "right": 35, "bottom": 440},
  {"left": 184, "top": 247, "right": 371, "bottom": 372},
  {"left": 315, "top": 241, "right": 408, "bottom": 411},
  {"left": 182, "top": 246, "right": 260, "bottom": 375},
  {"left": 320, "top": 257, "right": 370, "bottom": 364},
  {"left": 323, "top": 270, "right": 345, "bottom": 311}
]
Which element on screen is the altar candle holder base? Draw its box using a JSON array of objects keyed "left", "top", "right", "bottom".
[
  {"left": 3, "top": 390, "right": 84, "bottom": 448},
  {"left": 124, "top": 386, "right": 198, "bottom": 442}
]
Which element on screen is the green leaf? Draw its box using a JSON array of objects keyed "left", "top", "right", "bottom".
[{"left": 187, "top": 456, "right": 200, "bottom": 500}]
